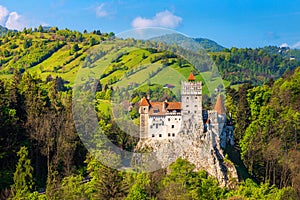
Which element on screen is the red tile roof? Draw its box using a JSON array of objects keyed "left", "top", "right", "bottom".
[
  {"left": 166, "top": 102, "right": 181, "bottom": 110},
  {"left": 148, "top": 102, "right": 164, "bottom": 115},
  {"left": 140, "top": 97, "right": 150, "bottom": 106},
  {"left": 142, "top": 101, "right": 182, "bottom": 115},
  {"left": 188, "top": 72, "right": 195, "bottom": 81}
]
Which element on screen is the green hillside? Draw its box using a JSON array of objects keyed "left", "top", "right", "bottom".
[
  {"left": 0, "top": 28, "right": 298, "bottom": 92},
  {"left": 0, "top": 28, "right": 110, "bottom": 84}
]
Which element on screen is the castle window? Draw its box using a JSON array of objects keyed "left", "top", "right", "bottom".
[
  {"left": 171, "top": 125, "right": 174, "bottom": 128},
  {"left": 194, "top": 111, "right": 197, "bottom": 113},
  {"left": 175, "top": 118, "right": 177, "bottom": 120},
  {"left": 144, "top": 108, "right": 146, "bottom": 110},
  {"left": 152, "top": 134, "right": 155, "bottom": 137},
  {"left": 188, "top": 111, "right": 190, "bottom": 113},
  {"left": 195, "top": 97, "right": 197, "bottom": 99},
  {"left": 187, "top": 97, "right": 189, "bottom": 100},
  {"left": 159, "top": 134, "right": 162, "bottom": 137},
  {"left": 186, "top": 105, "right": 189, "bottom": 107},
  {"left": 172, "top": 133, "right": 175, "bottom": 137},
  {"left": 156, "top": 124, "right": 158, "bottom": 128},
  {"left": 195, "top": 105, "right": 197, "bottom": 107},
  {"left": 150, "top": 125, "right": 153, "bottom": 129},
  {"left": 168, "top": 133, "right": 171, "bottom": 137},
  {"left": 168, "top": 118, "right": 170, "bottom": 121}
]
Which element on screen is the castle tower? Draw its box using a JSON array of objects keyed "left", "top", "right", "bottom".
[
  {"left": 139, "top": 97, "right": 150, "bottom": 139},
  {"left": 214, "top": 94, "right": 226, "bottom": 131},
  {"left": 214, "top": 94, "right": 227, "bottom": 148},
  {"left": 181, "top": 72, "right": 203, "bottom": 134}
]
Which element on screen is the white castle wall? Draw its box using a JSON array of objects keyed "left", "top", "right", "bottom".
[
  {"left": 164, "top": 114, "right": 182, "bottom": 138},
  {"left": 148, "top": 114, "right": 182, "bottom": 139}
]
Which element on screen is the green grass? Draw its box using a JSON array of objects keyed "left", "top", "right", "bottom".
[
  {"left": 201, "top": 71, "right": 230, "bottom": 93},
  {"left": 150, "top": 64, "right": 184, "bottom": 94},
  {"left": 113, "top": 63, "right": 163, "bottom": 88}
]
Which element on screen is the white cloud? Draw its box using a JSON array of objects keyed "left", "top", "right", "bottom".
[
  {"left": 5, "top": 11, "right": 27, "bottom": 30},
  {"left": 96, "top": 3, "right": 108, "bottom": 17},
  {"left": 0, "top": 4, "right": 45, "bottom": 30},
  {"left": 292, "top": 41, "right": 300, "bottom": 49},
  {"left": 280, "top": 43, "right": 289, "bottom": 48},
  {"left": 131, "top": 10, "right": 182, "bottom": 29},
  {"left": 0, "top": 5, "right": 8, "bottom": 26},
  {"left": 281, "top": 41, "right": 300, "bottom": 49}
]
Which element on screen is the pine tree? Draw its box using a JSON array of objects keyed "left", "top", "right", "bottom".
[
  {"left": 85, "top": 154, "right": 124, "bottom": 199},
  {"left": 235, "top": 83, "right": 252, "bottom": 142},
  {"left": 10, "top": 146, "right": 34, "bottom": 200}
]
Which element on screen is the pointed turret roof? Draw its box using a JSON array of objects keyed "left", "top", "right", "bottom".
[
  {"left": 214, "top": 94, "right": 226, "bottom": 114},
  {"left": 188, "top": 72, "right": 195, "bottom": 81},
  {"left": 140, "top": 97, "right": 150, "bottom": 106}
]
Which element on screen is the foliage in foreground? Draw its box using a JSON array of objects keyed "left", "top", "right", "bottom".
[{"left": 7, "top": 151, "right": 296, "bottom": 199}]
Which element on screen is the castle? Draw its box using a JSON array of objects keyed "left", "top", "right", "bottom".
[{"left": 139, "top": 72, "right": 234, "bottom": 149}]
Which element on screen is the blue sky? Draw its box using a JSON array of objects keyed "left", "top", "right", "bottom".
[{"left": 0, "top": 0, "right": 299, "bottom": 48}]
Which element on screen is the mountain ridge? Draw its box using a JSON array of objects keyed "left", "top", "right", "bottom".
[{"left": 150, "top": 33, "right": 225, "bottom": 52}]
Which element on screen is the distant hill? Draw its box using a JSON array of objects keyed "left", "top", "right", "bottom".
[
  {"left": 193, "top": 38, "right": 225, "bottom": 52},
  {"left": 150, "top": 33, "right": 225, "bottom": 52},
  {"left": 0, "top": 25, "right": 8, "bottom": 36}
]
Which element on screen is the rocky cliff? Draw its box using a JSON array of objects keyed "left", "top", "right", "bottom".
[{"left": 135, "top": 130, "right": 238, "bottom": 187}]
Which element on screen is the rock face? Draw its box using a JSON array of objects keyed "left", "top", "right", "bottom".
[{"left": 135, "top": 129, "right": 238, "bottom": 187}]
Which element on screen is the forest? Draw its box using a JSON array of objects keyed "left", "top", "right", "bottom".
[{"left": 0, "top": 27, "right": 299, "bottom": 199}]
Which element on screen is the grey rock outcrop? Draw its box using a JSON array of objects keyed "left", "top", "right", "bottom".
[{"left": 135, "top": 130, "right": 238, "bottom": 187}]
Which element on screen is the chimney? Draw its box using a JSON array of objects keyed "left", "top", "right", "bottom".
[{"left": 163, "top": 99, "right": 168, "bottom": 112}]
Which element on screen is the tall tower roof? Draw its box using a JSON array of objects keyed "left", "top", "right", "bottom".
[
  {"left": 214, "top": 94, "right": 226, "bottom": 114},
  {"left": 188, "top": 72, "right": 195, "bottom": 81},
  {"left": 140, "top": 97, "right": 150, "bottom": 106}
]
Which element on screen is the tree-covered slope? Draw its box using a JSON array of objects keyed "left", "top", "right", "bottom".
[
  {"left": 226, "top": 67, "right": 300, "bottom": 196},
  {"left": 211, "top": 47, "right": 300, "bottom": 85},
  {"left": 193, "top": 37, "right": 225, "bottom": 52},
  {"left": 263, "top": 45, "right": 300, "bottom": 61}
]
